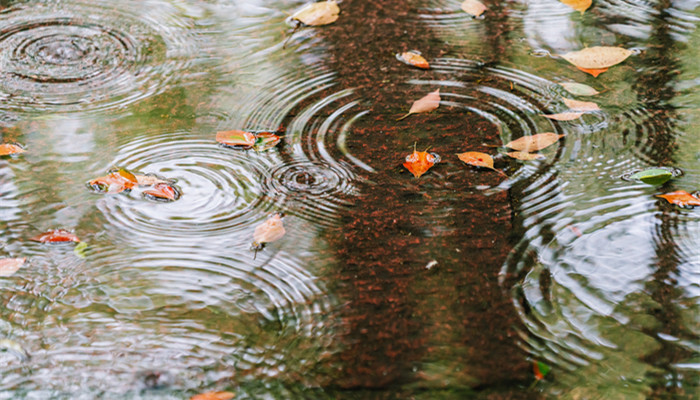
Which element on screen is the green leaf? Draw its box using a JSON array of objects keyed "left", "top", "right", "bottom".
[
  {"left": 560, "top": 82, "right": 600, "bottom": 96},
  {"left": 73, "top": 242, "right": 89, "bottom": 259},
  {"left": 536, "top": 361, "right": 551, "bottom": 377},
  {"left": 629, "top": 168, "right": 673, "bottom": 185}
]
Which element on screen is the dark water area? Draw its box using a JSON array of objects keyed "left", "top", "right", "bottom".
[{"left": 0, "top": 0, "right": 698, "bottom": 399}]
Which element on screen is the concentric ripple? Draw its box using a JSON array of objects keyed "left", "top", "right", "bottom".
[{"left": 0, "top": 0, "right": 195, "bottom": 113}]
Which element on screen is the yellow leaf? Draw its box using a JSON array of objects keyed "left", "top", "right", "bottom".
[
  {"left": 562, "top": 46, "right": 633, "bottom": 69},
  {"left": 253, "top": 214, "right": 286, "bottom": 245},
  {"left": 543, "top": 112, "right": 584, "bottom": 121},
  {"left": 397, "top": 51, "right": 430, "bottom": 69},
  {"left": 292, "top": 1, "right": 340, "bottom": 26},
  {"left": 506, "top": 151, "right": 546, "bottom": 161},
  {"left": 560, "top": 0, "right": 591, "bottom": 13},
  {"left": 457, "top": 151, "right": 507, "bottom": 176},
  {"left": 0, "top": 143, "right": 25, "bottom": 156},
  {"left": 505, "top": 133, "right": 564, "bottom": 152},
  {"left": 562, "top": 98, "right": 600, "bottom": 111},
  {"left": 461, "top": 0, "right": 487, "bottom": 17},
  {"left": 656, "top": 191, "right": 700, "bottom": 207},
  {"left": 397, "top": 89, "right": 440, "bottom": 120}
]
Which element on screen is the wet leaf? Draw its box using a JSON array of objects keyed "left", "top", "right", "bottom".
[
  {"left": 506, "top": 151, "right": 546, "bottom": 161},
  {"left": 655, "top": 191, "right": 700, "bottom": 207},
  {"left": 397, "top": 89, "right": 440, "bottom": 120},
  {"left": 533, "top": 361, "right": 551, "bottom": 380},
  {"left": 73, "top": 242, "right": 89, "bottom": 259},
  {"left": 254, "top": 132, "right": 282, "bottom": 152},
  {"left": 253, "top": 214, "right": 286, "bottom": 245},
  {"left": 216, "top": 130, "right": 256, "bottom": 148},
  {"left": 135, "top": 174, "right": 170, "bottom": 186},
  {"left": 560, "top": 0, "right": 591, "bottom": 13},
  {"left": 143, "top": 183, "right": 180, "bottom": 202},
  {"left": 461, "top": 0, "right": 486, "bottom": 17},
  {"left": 629, "top": 168, "right": 673, "bottom": 185},
  {"left": 291, "top": 1, "right": 340, "bottom": 26},
  {"left": 543, "top": 112, "right": 584, "bottom": 121},
  {"left": 30, "top": 229, "right": 80, "bottom": 244},
  {"left": 576, "top": 66, "right": 608, "bottom": 77},
  {"left": 562, "top": 97, "right": 600, "bottom": 111},
  {"left": 560, "top": 82, "right": 600, "bottom": 96},
  {"left": 403, "top": 147, "right": 439, "bottom": 178},
  {"left": 397, "top": 51, "right": 429, "bottom": 69},
  {"left": 0, "top": 338, "right": 29, "bottom": 361},
  {"left": 562, "top": 46, "right": 633, "bottom": 69},
  {"left": 88, "top": 169, "right": 138, "bottom": 194},
  {"left": 190, "top": 391, "right": 235, "bottom": 400},
  {"left": 505, "top": 133, "right": 564, "bottom": 152},
  {"left": 457, "top": 151, "right": 506, "bottom": 176},
  {"left": 0, "top": 143, "right": 25, "bottom": 156},
  {"left": 0, "top": 258, "right": 26, "bottom": 277}
]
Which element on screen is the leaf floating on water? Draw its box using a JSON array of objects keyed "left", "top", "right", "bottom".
[
  {"left": 457, "top": 151, "right": 506, "bottom": 176},
  {"left": 73, "top": 242, "right": 89, "bottom": 259},
  {"left": 562, "top": 46, "right": 633, "bottom": 69},
  {"left": 506, "top": 151, "right": 546, "bottom": 161},
  {"left": 291, "top": 1, "right": 340, "bottom": 26},
  {"left": 576, "top": 66, "right": 608, "bottom": 78},
  {"left": 253, "top": 132, "right": 282, "bottom": 152},
  {"left": 143, "top": 183, "right": 180, "bottom": 202},
  {"left": 560, "top": 82, "right": 600, "bottom": 96},
  {"left": 397, "top": 51, "right": 430, "bottom": 69},
  {"left": 135, "top": 174, "right": 171, "bottom": 186},
  {"left": 216, "top": 130, "right": 256, "bottom": 148},
  {"left": 403, "top": 146, "right": 439, "bottom": 178},
  {"left": 543, "top": 112, "right": 584, "bottom": 121},
  {"left": 0, "top": 258, "right": 26, "bottom": 277},
  {"left": 505, "top": 133, "right": 564, "bottom": 152},
  {"left": 30, "top": 229, "right": 80, "bottom": 244},
  {"left": 0, "top": 338, "right": 29, "bottom": 361},
  {"left": 560, "top": 0, "right": 591, "bottom": 13},
  {"left": 253, "top": 213, "right": 286, "bottom": 246},
  {"left": 88, "top": 168, "right": 139, "bottom": 194},
  {"left": 190, "top": 391, "right": 236, "bottom": 400},
  {"left": 0, "top": 143, "right": 25, "bottom": 156},
  {"left": 397, "top": 89, "right": 440, "bottom": 120},
  {"left": 656, "top": 190, "right": 700, "bottom": 207},
  {"left": 533, "top": 361, "right": 551, "bottom": 380},
  {"left": 562, "top": 97, "right": 600, "bottom": 111},
  {"left": 461, "top": 0, "right": 487, "bottom": 17},
  {"left": 629, "top": 168, "right": 673, "bottom": 185}
]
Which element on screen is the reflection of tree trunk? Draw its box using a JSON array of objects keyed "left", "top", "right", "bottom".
[{"left": 311, "top": 0, "right": 533, "bottom": 394}]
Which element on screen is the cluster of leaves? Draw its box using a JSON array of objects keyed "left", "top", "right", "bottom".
[
  {"left": 215, "top": 130, "right": 281, "bottom": 152},
  {"left": 87, "top": 167, "right": 180, "bottom": 202}
]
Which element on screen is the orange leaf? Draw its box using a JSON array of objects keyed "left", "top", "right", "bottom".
[
  {"left": 0, "top": 257, "right": 26, "bottom": 277},
  {"left": 656, "top": 191, "right": 700, "bottom": 207},
  {"left": 253, "top": 214, "right": 286, "bottom": 245},
  {"left": 560, "top": 0, "right": 591, "bottom": 13},
  {"left": 0, "top": 143, "right": 25, "bottom": 156},
  {"left": 253, "top": 132, "right": 281, "bottom": 152},
  {"left": 216, "top": 130, "right": 256, "bottom": 148},
  {"left": 457, "top": 151, "right": 506, "bottom": 176},
  {"left": 505, "top": 133, "right": 564, "bottom": 152},
  {"left": 143, "top": 183, "right": 180, "bottom": 201},
  {"left": 543, "top": 112, "right": 584, "bottom": 121},
  {"left": 88, "top": 169, "right": 138, "bottom": 194},
  {"left": 403, "top": 149, "right": 438, "bottom": 178},
  {"left": 506, "top": 151, "right": 545, "bottom": 161},
  {"left": 397, "top": 51, "right": 429, "bottom": 69},
  {"left": 397, "top": 89, "right": 440, "bottom": 120},
  {"left": 576, "top": 66, "right": 608, "bottom": 77},
  {"left": 30, "top": 229, "right": 80, "bottom": 244},
  {"left": 190, "top": 391, "right": 236, "bottom": 400},
  {"left": 461, "top": 0, "right": 487, "bottom": 17}
]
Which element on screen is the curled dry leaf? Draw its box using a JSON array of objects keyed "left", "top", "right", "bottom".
[
  {"left": 397, "top": 89, "right": 440, "bottom": 120},
  {"left": 461, "top": 0, "right": 487, "bottom": 17},
  {"left": 403, "top": 146, "right": 440, "bottom": 178},
  {"left": 457, "top": 151, "right": 506, "bottom": 176},
  {"left": 190, "top": 391, "right": 236, "bottom": 400},
  {"left": 0, "top": 143, "right": 25, "bottom": 156},
  {"left": 291, "top": 1, "right": 340, "bottom": 26},
  {"left": 253, "top": 214, "right": 286, "bottom": 245},
  {"left": 562, "top": 46, "right": 633, "bottom": 69},
  {"left": 656, "top": 191, "right": 700, "bottom": 207},
  {"left": 505, "top": 133, "right": 564, "bottom": 152},
  {"left": 0, "top": 258, "right": 26, "bottom": 277},
  {"left": 30, "top": 229, "right": 80, "bottom": 244},
  {"left": 397, "top": 51, "right": 429, "bottom": 69},
  {"left": 216, "top": 130, "right": 256, "bottom": 148},
  {"left": 143, "top": 183, "right": 180, "bottom": 202},
  {"left": 560, "top": 0, "right": 591, "bottom": 13},
  {"left": 562, "top": 97, "right": 600, "bottom": 111},
  {"left": 560, "top": 82, "right": 600, "bottom": 96},
  {"left": 506, "top": 151, "right": 546, "bottom": 161}
]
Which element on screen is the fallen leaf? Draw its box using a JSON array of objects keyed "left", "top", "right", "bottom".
[
  {"left": 461, "top": 0, "right": 486, "bottom": 17},
  {"left": 0, "top": 258, "right": 26, "bottom": 277},
  {"left": 506, "top": 151, "right": 546, "bottom": 161},
  {"left": 576, "top": 66, "right": 608, "bottom": 77},
  {"left": 254, "top": 214, "right": 286, "bottom": 245},
  {"left": 397, "top": 51, "right": 430, "bottom": 69},
  {"left": 88, "top": 168, "right": 139, "bottom": 194},
  {"left": 253, "top": 132, "right": 281, "bottom": 152},
  {"left": 0, "top": 143, "right": 25, "bottom": 156},
  {"left": 0, "top": 339, "right": 29, "bottom": 361},
  {"left": 560, "top": 0, "right": 591, "bottom": 13},
  {"left": 543, "top": 112, "right": 584, "bottom": 121},
  {"left": 291, "top": 1, "right": 340, "bottom": 26},
  {"left": 505, "top": 133, "right": 564, "bottom": 152},
  {"left": 216, "top": 130, "right": 256, "bottom": 148},
  {"left": 533, "top": 361, "right": 551, "bottom": 380},
  {"left": 562, "top": 46, "right": 633, "bottom": 69},
  {"left": 403, "top": 146, "right": 439, "bottom": 178},
  {"left": 562, "top": 97, "right": 600, "bottom": 111},
  {"left": 457, "top": 151, "right": 506, "bottom": 176},
  {"left": 73, "top": 242, "right": 89, "bottom": 259},
  {"left": 397, "top": 89, "right": 440, "bottom": 120},
  {"left": 143, "top": 183, "right": 180, "bottom": 202},
  {"left": 656, "top": 191, "right": 700, "bottom": 207},
  {"left": 560, "top": 82, "right": 599, "bottom": 96},
  {"left": 135, "top": 174, "right": 170, "bottom": 186},
  {"left": 629, "top": 168, "right": 673, "bottom": 185},
  {"left": 190, "top": 391, "right": 236, "bottom": 400},
  {"left": 30, "top": 229, "right": 80, "bottom": 244}
]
